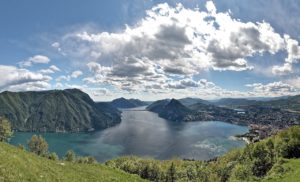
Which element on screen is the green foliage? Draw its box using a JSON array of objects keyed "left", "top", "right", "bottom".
[
  {"left": 65, "top": 150, "right": 76, "bottom": 162},
  {"left": 0, "top": 142, "right": 145, "bottom": 181},
  {"left": 48, "top": 152, "right": 59, "bottom": 161},
  {"left": 228, "top": 164, "right": 254, "bottom": 181},
  {"left": 106, "top": 126, "right": 300, "bottom": 182},
  {"left": 262, "top": 158, "right": 300, "bottom": 182},
  {"left": 0, "top": 89, "right": 121, "bottom": 132},
  {"left": 0, "top": 117, "right": 13, "bottom": 142},
  {"left": 275, "top": 126, "right": 300, "bottom": 158},
  {"left": 166, "top": 162, "right": 176, "bottom": 182},
  {"left": 27, "top": 135, "right": 48, "bottom": 156},
  {"left": 17, "top": 144, "right": 25, "bottom": 150},
  {"left": 76, "top": 156, "right": 97, "bottom": 164}
]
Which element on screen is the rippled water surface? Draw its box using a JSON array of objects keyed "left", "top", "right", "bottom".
[{"left": 10, "top": 109, "right": 248, "bottom": 162}]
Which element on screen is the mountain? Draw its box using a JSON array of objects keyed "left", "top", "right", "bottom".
[
  {"left": 147, "top": 99, "right": 194, "bottom": 121},
  {"left": 178, "top": 97, "right": 211, "bottom": 106},
  {"left": 0, "top": 89, "right": 121, "bottom": 132},
  {"left": 213, "top": 98, "right": 258, "bottom": 107},
  {"left": 256, "top": 95, "right": 300, "bottom": 111},
  {"left": 214, "top": 95, "right": 300, "bottom": 112},
  {"left": 145, "top": 99, "right": 170, "bottom": 113},
  {"left": 110, "top": 97, "right": 147, "bottom": 108}
]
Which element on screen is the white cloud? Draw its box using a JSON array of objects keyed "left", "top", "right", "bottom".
[
  {"left": 70, "top": 70, "right": 83, "bottom": 78},
  {"left": 92, "top": 88, "right": 112, "bottom": 96},
  {"left": 272, "top": 63, "right": 293, "bottom": 76},
  {"left": 39, "top": 65, "right": 61, "bottom": 74},
  {"left": 53, "top": 1, "right": 300, "bottom": 94},
  {"left": 19, "top": 55, "right": 50, "bottom": 67},
  {"left": 7, "top": 81, "right": 51, "bottom": 91},
  {"left": 286, "top": 77, "right": 300, "bottom": 89},
  {"left": 49, "top": 65, "right": 60, "bottom": 72},
  {"left": 56, "top": 75, "right": 70, "bottom": 82},
  {"left": 0, "top": 65, "right": 52, "bottom": 91},
  {"left": 246, "top": 81, "right": 297, "bottom": 96},
  {"left": 284, "top": 35, "right": 300, "bottom": 63}
]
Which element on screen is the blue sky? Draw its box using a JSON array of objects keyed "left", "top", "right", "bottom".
[{"left": 1, "top": 0, "right": 300, "bottom": 101}]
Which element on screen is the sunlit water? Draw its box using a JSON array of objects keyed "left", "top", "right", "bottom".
[{"left": 10, "top": 109, "right": 248, "bottom": 162}]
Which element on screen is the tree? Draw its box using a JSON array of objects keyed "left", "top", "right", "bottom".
[
  {"left": 0, "top": 117, "right": 13, "bottom": 142},
  {"left": 65, "top": 150, "right": 76, "bottom": 162},
  {"left": 166, "top": 162, "right": 176, "bottom": 182},
  {"left": 48, "top": 152, "right": 59, "bottom": 161},
  {"left": 87, "top": 156, "right": 97, "bottom": 164},
  {"left": 28, "top": 135, "right": 48, "bottom": 156}
]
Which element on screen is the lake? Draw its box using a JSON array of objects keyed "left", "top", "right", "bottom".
[{"left": 10, "top": 109, "right": 248, "bottom": 162}]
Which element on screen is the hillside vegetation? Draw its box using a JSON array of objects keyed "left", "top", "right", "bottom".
[
  {"left": 106, "top": 126, "right": 300, "bottom": 181},
  {"left": 0, "top": 142, "right": 145, "bottom": 182},
  {"left": 0, "top": 89, "right": 121, "bottom": 132},
  {"left": 110, "top": 97, "right": 148, "bottom": 108}
]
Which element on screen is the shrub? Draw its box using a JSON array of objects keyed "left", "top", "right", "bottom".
[
  {"left": 48, "top": 152, "right": 59, "bottom": 161},
  {"left": 0, "top": 117, "right": 13, "bottom": 142},
  {"left": 27, "top": 135, "right": 48, "bottom": 156},
  {"left": 65, "top": 150, "right": 76, "bottom": 162}
]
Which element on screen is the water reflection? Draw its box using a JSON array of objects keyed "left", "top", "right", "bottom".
[{"left": 10, "top": 109, "right": 248, "bottom": 162}]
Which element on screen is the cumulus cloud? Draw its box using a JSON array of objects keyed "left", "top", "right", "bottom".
[
  {"left": 272, "top": 63, "right": 293, "bottom": 76},
  {"left": 55, "top": 70, "right": 83, "bottom": 82},
  {"left": 39, "top": 65, "right": 61, "bottom": 74},
  {"left": 51, "top": 1, "right": 300, "bottom": 95},
  {"left": 0, "top": 65, "right": 52, "bottom": 91},
  {"left": 167, "top": 78, "right": 215, "bottom": 89},
  {"left": 19, "top": 55, "right": 50, "bottom": 67},
  {"left": 92, "top": 88, "right": 112, "bottom": 96},
  {"left": 56, "top": 75, "right": 70, "bottom": 82},
  {"left": 71, "top": 70, "right": 83, "bottom": 78},
  {"left": 7, "top": 81, "right": 51, "bottom": 91},
  {"left": 246, "top": 81, "right": 297, "bottom": 96},
  {"left": 37, "top": 0, "right": 300, "bottom": 99}
]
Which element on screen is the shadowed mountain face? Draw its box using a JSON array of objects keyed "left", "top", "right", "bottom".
[
  {"left": 110, "top": 97, "right": 148, "bottom": 108},
  {"left": 178, "top": 97, "right": 211, "bottom": 106},
  {"left": 147, "top": 99, "right": 194, "bottom": 121},
  {"left": 0, "top": 89, "right": 121, "bottom": 132}
]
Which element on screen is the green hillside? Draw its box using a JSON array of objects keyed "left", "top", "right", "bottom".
[
  {"left": 0, "top": 142, "right": 145, "bottom": 182},
  {"left": 0, "top": 89, "right": 121, "bottom": 132},
  {"left": 106, "top": 126, "right": 300, "bottom": 181},
  {"left": 263, "top": 158, "right": 300, "bottom": 182}
]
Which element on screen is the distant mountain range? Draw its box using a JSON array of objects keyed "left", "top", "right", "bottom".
[
  {"left": 1, "top": 89, "right": 300, "bottom": 131},
  {"left": 146, "top": 97, "right": 300, "bottom": 127},
  {"left": 0, "top": 89, "right": 121, "bottom": 132},
  {"left": 178, "top": 97, "right": 210, "bottom": 106},
  {"left": 110, "top": 97, "right": 148, "bottom": 108}
]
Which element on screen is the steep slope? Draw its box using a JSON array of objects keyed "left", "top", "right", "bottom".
[
  {"left": 147, "top": 99, "right": 193, "bottom": 121},
  {"left": 0, "top": 89, "right": 121, "bottom": 132},
  {"left": 146, "top": 99, "right": 170, "bottom": 113},
  {"left": 110, "top": 97, "right": 147, "bottom": 108},
  {"left": 159, "top": 99, "right": 192, "bottom": 121},
  {"left": 178, "top": 97, "right": 211, "bottom": 106},
  {"left": 0, "top": 142, "right": 145, "bottom": 182}
]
